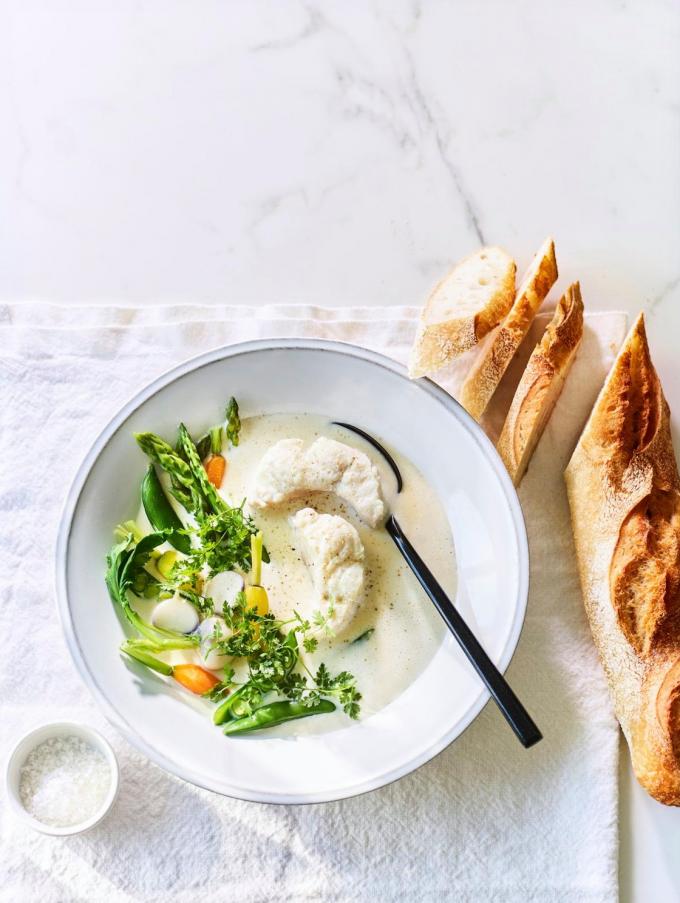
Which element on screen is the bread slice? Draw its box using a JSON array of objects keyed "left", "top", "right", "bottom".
[
  {"left": 459, "top": 237, "right": 558, "bottom": 420},
  {"left": 497, "top": 282, "right": 584, "bottom": 485},
  {"left": 408, "top": 247, "right": 516, "bottom": 378},
  {"left": 565, "top": 313, "right": 680, "bottom": 805}
]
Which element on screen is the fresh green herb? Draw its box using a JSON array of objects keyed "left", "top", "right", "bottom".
[
  {"left": 302, "top": 635, "right": 318, "bottom": 653},
  {"left": 351, "top": 628, "right": 375, "bottom": 644},
  {"left": 202, "top": 673, "right": 234, "bottom": 702},
  {"left": 174, "top": 505, "right": 259, "bottom": 579},
  {"left": 313, "top": 663, "right": 362, "bottom": 719},
  {"left": 225, "top": 397, "right": 241, "bottom": 447},
  {"left": 205, "top": 596, "right": 362, "bottom": 721},
  {"left": 311, "top": 604, "right": 336, "bottom": 637},
  {"left": 175, "top": 587, "right": 215, "bottom": 617}
]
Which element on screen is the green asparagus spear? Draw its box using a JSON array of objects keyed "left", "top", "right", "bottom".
[
  {"left": 225, "top": 397, "right": 241, "bottom": 447},
  {"left": 135, "top": 432, "right": 199, "bottom": 512},
  {"left": 177, "top": 423, "right": 227, "bottom": 515}
]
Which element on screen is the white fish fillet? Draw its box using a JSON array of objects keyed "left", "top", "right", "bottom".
[
  {"left": 250, "top": 436, "right": 385, "bottom": 527},
  {"left": 290, "top": 507, "right": 365, "bottom": 636}
]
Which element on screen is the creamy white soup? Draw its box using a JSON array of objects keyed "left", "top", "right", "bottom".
[
  {"left": 118, "top": 408, "right": 456, "bottom": 738},
  {"left": 221, "top": 414, "right": 455, "bottom": 734}
]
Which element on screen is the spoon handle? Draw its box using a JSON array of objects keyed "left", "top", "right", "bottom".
[{"left": 386, "top": 516, "right": 542, "bottom": 749}]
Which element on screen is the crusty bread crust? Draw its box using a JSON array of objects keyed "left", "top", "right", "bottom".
[
  {"left": 408, "top": 247, "right": 516, "bottom": 378},
  {"left": 497, "top": 282, "right": 583, "bottom": 485},
  {"left": 459, "top": 238, "right": 558, "bottom": 420},
  {"left": 565, "top": 313, "right": 680, "bottom": 805}
]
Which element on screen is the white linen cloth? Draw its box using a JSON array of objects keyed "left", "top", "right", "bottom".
[{"left": 0, "top": 303, "right": 627, "bottom": 903}]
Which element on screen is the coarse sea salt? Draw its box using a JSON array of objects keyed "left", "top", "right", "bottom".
[{"left": 19, "top": 735, "right": 111, "bottom": 828}]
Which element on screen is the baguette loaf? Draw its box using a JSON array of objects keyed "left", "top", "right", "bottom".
[
  {"left": 459, "top": 237, "right": 558, "bottom": 420},
  {"left": 409, "top": 247, "right": 516, "bottom": 378},
  {"left": 497, "top": 282, "right": 584, "bottom": 485},
  {"left": 565, "top": 313, "right": 680, "bottom": 805}
]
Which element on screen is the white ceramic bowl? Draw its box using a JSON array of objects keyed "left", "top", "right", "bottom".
[
  {"left": 56, "top": 339, "right": 529, "bottom": 804},
  {"left": 5, "top": 721, "right": 119, "bottom": 835}
]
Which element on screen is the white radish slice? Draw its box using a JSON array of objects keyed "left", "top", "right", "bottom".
[
  {"left": 151, "top": 596, "right": 199, "bottom": 634},
  {"left": 198, "top": 616, "right": 233, "bottom": 670},
  {"left": 204, "top": 571, "right": 244, "bottom": 608}
]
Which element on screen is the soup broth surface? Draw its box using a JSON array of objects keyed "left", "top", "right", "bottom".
[{"left": 221, "top": 414, "right": 456, "bottom": 735}]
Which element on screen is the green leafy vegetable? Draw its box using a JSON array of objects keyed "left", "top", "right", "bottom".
[{"left": 105, "top": 532, "right": 198, "bottom": 650}]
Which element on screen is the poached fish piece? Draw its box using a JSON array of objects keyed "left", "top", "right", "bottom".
[
  {"left": 250, "top": 436, "right": 385, "bottom": 527},
  {"left": 289, "top": 507, "right": 365, "bottom": 636}
]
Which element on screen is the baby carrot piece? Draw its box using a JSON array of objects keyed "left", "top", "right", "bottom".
[
  {"left": 173, "top": 663, "right": 221, "bottom": 695},
  {"left": 205, "top": 454, "right": 226, "bottom": 488}
]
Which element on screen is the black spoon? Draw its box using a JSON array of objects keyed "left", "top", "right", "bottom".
[{"left": 333, "top": 421, "right": 542, "bottom": 749}]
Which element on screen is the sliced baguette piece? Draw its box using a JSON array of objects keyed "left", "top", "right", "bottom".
[
  {"left": 408, "top": 246, "right": 516, "bottom": 378},
  {"left": 459, "top": 237, "right": 558, "bottom": 420},
  {"left": 565, "top": 313, "right": 680, "bottom": 805},
  {"left": 497, "top": 282, "right": 584, "bottom": 485}
]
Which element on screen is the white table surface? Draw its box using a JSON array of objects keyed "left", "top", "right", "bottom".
[{"left": 2, "top": 2, "right": 679, "bottom": 900}]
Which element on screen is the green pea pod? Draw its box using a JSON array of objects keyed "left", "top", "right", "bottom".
[
  {"left": 141, "top": 465, "right": 191, "bottom": 554},
  {"left": 223, "top": 699, "right": 335, "bottom": 735},
  {"left": 213, "top": 685, "right": 255, "bottom": 725}
]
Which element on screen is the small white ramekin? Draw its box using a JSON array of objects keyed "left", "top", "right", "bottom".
[{"left": 5, "top": 721, "right": 119, "bottom": 835}]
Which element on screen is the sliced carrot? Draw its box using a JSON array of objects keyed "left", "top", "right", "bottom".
[
  {"left": 205, "top": 454, "right": 226, "bottom": 488},
  {"left": 173, "top": 663, "right": 220, "bottom": 695}
]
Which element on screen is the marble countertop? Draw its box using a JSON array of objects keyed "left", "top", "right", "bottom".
[{"left": 2, "top": 2, "right": 679, "bottom": 900}]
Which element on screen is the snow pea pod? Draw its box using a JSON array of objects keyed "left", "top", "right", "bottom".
[
  {"left": 141, "top": 465, "right": 191, "bottom": 554},
  {"left": 223, "top": 699, "right": 335, "bottom": 735},
  {"left": 213, "top": 684, "right": 262, "bottom": 725}
]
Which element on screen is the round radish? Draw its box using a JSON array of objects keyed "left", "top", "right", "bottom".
[
  {"left": 151, "top": 596, "right": 199, "bottom": 634},
  {"left": 198, "top": 616, "right": 233, "bottom": 670},
  {"left": 204, "top": 570, "right": 244, "bottom": 608}
]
